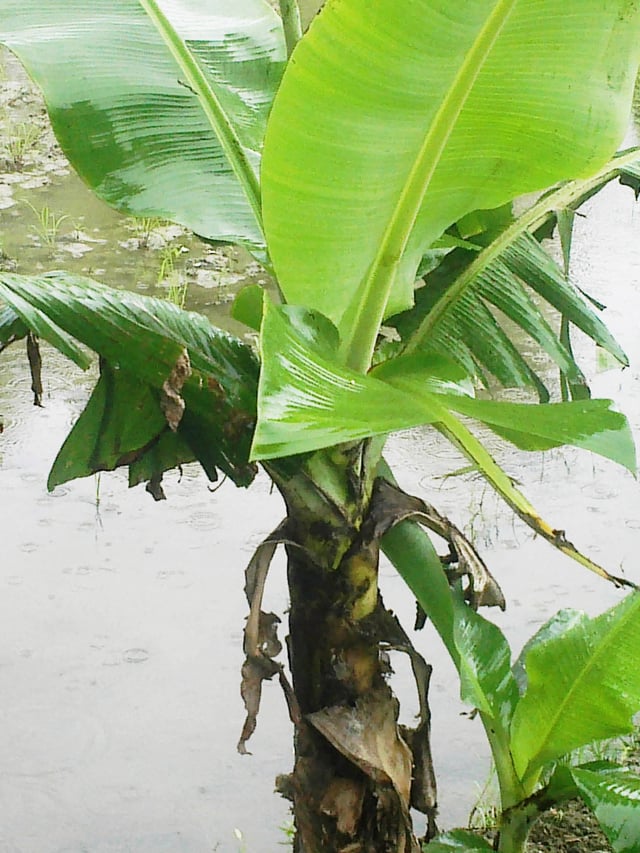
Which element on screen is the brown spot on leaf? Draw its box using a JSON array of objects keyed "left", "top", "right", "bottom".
[
  {"left": 160, "top": 349, "right": 191, "bottom": 432},
  {"left": 206, "top": 375, "right": 224, "bottom": 396}
]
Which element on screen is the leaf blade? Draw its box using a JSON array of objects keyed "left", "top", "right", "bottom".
[
  {"left": 511, "top": 593, "right": 640, "bottom": 781},
  {"left": 0, "top": 0, "right": 286, "bottom": 250}
]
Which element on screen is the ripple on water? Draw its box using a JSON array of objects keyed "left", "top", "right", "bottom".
[
  {"left": 122, "top": 648, "right": 149, "bottom": 664},
  {"left": 186, "top": 510, "right": 219, "bottom": 531},
  {"left": 580, "top": 482, "right": 620, "bottom": 500}
]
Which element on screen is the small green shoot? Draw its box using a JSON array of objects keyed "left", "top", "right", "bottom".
[
  {"left": 126, "top": 215, "right": 164, "bottom": 248},
  {"left": 3, "top": 121, "right": 40, "bottom": 169},
  {"left": 22, "top": 200, "right": 69, "bottom": 247}
]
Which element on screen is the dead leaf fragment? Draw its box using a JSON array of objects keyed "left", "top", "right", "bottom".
[
  {"left": 160, "top": 349, "right": 191, "bottom": 431},
  {"left": 308, "top": 690, "right": 413, "bottom": 808},
  {"left": 26, "top": 332, "right": 43, "bottom": 407},
  {"left": 320, "top": 778, "right": 365, "bottom": 837},
  {"left": 372, "top": 477, "right": 505, "bottom": 609}
]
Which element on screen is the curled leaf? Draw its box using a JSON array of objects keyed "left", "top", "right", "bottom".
[{"left": 372, "top": 477, "right": 505, "bottom": 610}]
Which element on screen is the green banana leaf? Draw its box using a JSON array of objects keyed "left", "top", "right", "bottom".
[
  {"left": 253, "top": 301, "right": 636, "bottom": 474},
  {"left": 47, "top": 362, "right": 196, "bottom": 493},
  {"left": 261, "top": 0, "right": 640, "bottom": 369},
  {"left": 0, "top": 272, "right": 259, "bottom": 487},
  {"left": 0, "top": 302, "right": 28, "bottom": 350},
  {"left": 512, "top": 609, "right": 585, "bottom": 693},
  {"left": 572, "top": 766, "right": 640, "bottom": 853},
  {"left": 0, "top": 0, "right": 286, "bottom": 253},
  {"left": 453, "top": 598, "right": 519, "bottom": 734},
  {"left": 391, "top": 150, "right": 640, "bottom": 397},
  {"left": 510, "top": 592, "right": 640, "bottom": 784}
]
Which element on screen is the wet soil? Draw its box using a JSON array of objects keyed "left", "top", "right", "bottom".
[{"left": 527, "top": 801, "right": 610, "bottom": 853}]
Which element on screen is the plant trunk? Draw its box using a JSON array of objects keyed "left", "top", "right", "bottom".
[{"left": 268, "top": 446, "right": 437, "bottom": 852}]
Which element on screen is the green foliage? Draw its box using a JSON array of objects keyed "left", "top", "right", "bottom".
[
  {"left": 261, "top": 0, "right": 640, "bottom": 368},
  {"left": 511, "top": 594, "right": 640, "bottom": 783},
  {"left": 572, "top": 766, "right": 640, "bottom": 853},
  {"left": 0, "top": 272, "right": 259, "bottom": 487},
  {"left": 420, "top": 594, "right": 640, "bottom": 852},
  {"left": 0, "top": 0, "right": 287, "bottom": 252},
  {"left": 2, "top": 2, "right": 640, "bottom": 851}
]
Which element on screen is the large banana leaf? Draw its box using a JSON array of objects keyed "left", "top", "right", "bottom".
[
  {"left": 0, "top": 0, "right": 286, "bottom": 252},
  {"left": 261, "top": 0, "right": 640, "bottom": 368},
  {"left": 254, "top": 301, "right": 635, "bottom": 580},
  {"left": 253, "top": 300, "right": 636, "bottom": 471},
  {"left": 0, "top": 273, "right": 260, "bottom": 487},
  {"left": 510, "top": 592, "right": 640, "bottom": 784}
]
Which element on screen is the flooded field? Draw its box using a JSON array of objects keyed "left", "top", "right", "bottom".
[{"left": 1, "top": 42, "right": 640, "bottom": 853}]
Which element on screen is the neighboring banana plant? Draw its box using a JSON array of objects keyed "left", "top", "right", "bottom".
[
  {"left": 427, "top": 593, "right": 640, "bottom": 853},
  {"left": 1, "top": 1, "right": 640, "bottom": 851}
]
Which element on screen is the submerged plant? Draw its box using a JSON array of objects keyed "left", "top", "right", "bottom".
[{"left": 1, "top": 2, "right": 640, "bottom": 851}]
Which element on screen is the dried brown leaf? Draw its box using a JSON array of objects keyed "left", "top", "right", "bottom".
[
  {"left": 372, "top": 478, "right": 505, "bottom": 609},
  {"left": 160, "top": 349, "right": 191, "bottom": 431},
  {"left": 308, "top": 689, "right": 413, "bottom": 808},
  {"left": 319, "top": 778, "right": 365, "bottom": 838},
  {"left": 26, "top": 332, "right": 43, "bottom": 407}
]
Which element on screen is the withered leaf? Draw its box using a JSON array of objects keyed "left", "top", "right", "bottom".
[
  {"left": 160, "top": 348, "right": 191, "bottom": 431},
  {"left": 319, "top": 777, "right": 365, "bottom": 838},
  {"left": 372, "top": 477, "right": 505, "bottom": 610},
  {"left": 26, "top": 332, "right": 43, "bottom": 407},
  {"left": 308, "top": 689, "right": 413, "bottom": 808}
]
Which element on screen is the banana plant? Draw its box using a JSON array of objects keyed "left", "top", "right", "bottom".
[
  {"left": 1, "top": 1, "right": 640, "bottom": 850},
  {"left": 427, "top": 592, "right": 640, "bottom": 853}
]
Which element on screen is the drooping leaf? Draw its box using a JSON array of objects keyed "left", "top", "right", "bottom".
[
  {"left": 252, "top": 299, "right": 442, "bottom": 459},
  {"left": 48, "top": 363, "right": 167, "bottom": 489},
  {"left": 0, "top": 272, "right": 260, "bottom": 487},
  {"left": 375, "top": 356, "right": 636, "bottom": 474},
  {"left": 572, "top": 766, "right": 640, "bottom": 853},
  {"left": 437, "top": 394, "right": 636, "bottom": 474},
  {"left": 510, "top": 592, "right": 640, "bottom": 782},
  {"left": 0, "top": 283, "right": 91, "bottom": 368},
  {"left": 0, "top": 0, "right": 286, "bottom": 252},
  {"left": 255, "top": 304, "right": 636, "bottom": 474},
  {"left": 501, "top": 233, "right": 627, "bottom": 365},
  {"left": 394, "top": 150, "right": 640, "bottom": 392},
  {"left": 262, "top": 0, "right": 640, "bottom": 367},
  {"left": 0, "top": 302, "right": 28, "bottom": 350}
]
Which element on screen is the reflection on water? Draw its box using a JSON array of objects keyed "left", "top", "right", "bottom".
[{"left": 1, "top": 48, "right": 640, "bottom": 853}]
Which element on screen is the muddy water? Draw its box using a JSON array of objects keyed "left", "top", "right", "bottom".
[{"left": 1, "top": 49, "right": 640, "bottom": 853}]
